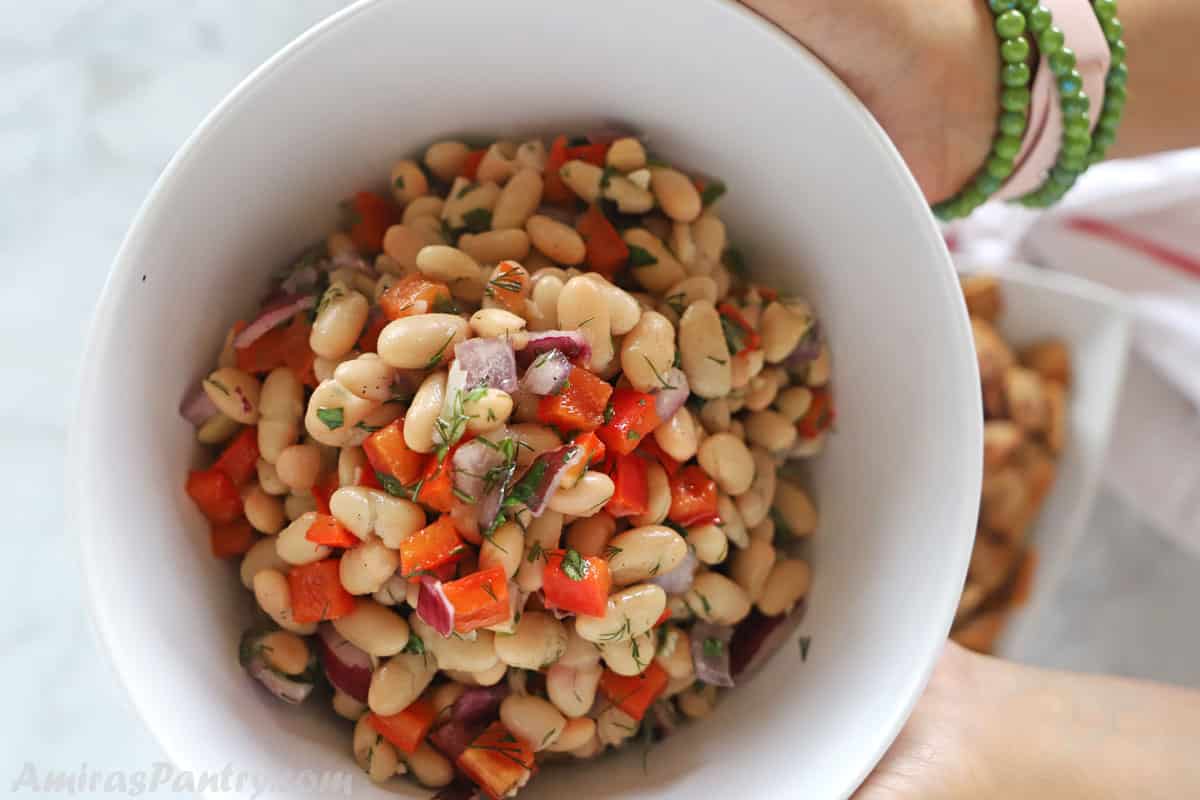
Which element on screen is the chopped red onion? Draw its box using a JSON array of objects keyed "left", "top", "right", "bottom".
[
  {"left": 234, "top": 294, "right": 315, "bottom": 349},
  {"left": 245, "top": 657, "right": 314, "bottom": 704},
  {"left": 690, "top": 622, "right": 735, "bottom": 688},
  {"left": 430, "top": 719, "right": 485, "bottom": 762},
  {"left": 179, "top": 382, "right": 218, "bottom": 427},
  {"left": 784, "top": 322, "right": 822, "bottom": 369},
  {"left": 431, "top": 685, "right": 510, "bottom": 761},
  {"left": 520, "top": 348, "right": 572, "bottom": 395},
  {"left": 652, "top": 368, "right": 690, "bottom": 421},
  {"left": 332, "top": 251, "right": 377, "bottom": 276},
  {"left": 417, "top": 577, "right": 456, "bottom": 637},
  {"left": 521, "top": 442, "right": 589, "bottom": 517},
  {"left": 453, "top": 438, "right": 508, "bottom": 508},
  {"left": 454, "top": 337, "right": 518, "bottom": 394},
  {"left": 649, "top": 549, "right": 697, "bottom": 595},
  {"left": 316, "top": 624, "right": 373, "bottom": 703},
  {"left": 515, "top": 330, "right": 590, "bottom": 369},
  {"left": 730, "top": 602, "right": 809, "bottom": 683}
]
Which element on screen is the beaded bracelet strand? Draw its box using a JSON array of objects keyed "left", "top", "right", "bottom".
[
  {"left": 1087, "top": 0, "right": 1128, "bottom": 165},
  {"left": 932, "top": 3, "right": 1034, "bottom": 221}
]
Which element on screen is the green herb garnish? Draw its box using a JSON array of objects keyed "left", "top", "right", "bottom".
[
  {"left": 560, "top": 548, "right": 588, "bottom": 581},
  {"left": 628, "top": 244, "right": 657, "bottom": 268},
  {"left": 316, "top": 407, "right": 345, "bottom": 430},
  {"left": 462, "top": 207, "right": 493, "bottom": 233},
  {"left": 703, "top": 638, "right": 723, "bottom": 658},
  {"left": 403, "top": 634, "right": 425, "bottom": 655},
  {"left": 700, "top": 180, "right": 727, "bottom": 207}
]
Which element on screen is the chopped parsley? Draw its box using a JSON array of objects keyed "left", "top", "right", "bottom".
[
  {"left": 403, "top": 633, "right": 425, "bottom": 655},
  {"left": 663, "top": 292, "right": 687, "bottom": 318},
  {"left": 431, "top": 294, "right": 460, "bottom": 314},
  {"left": 316, "top": 407, "right": 345, "bottom": 430},
  {"left": 626, "top": 430, "right": 641, "bottom": 441},
  {"left": 603, "top": 544, "right": 623, "bottom": 560},
  {"left": 456, "top": 181, "right": 477, "bottom": 199},
  {"left": 603, "top": 401, "right": 615, "bottom": 424},
  {"left": 355, "top": 420, "right": 382, "bottom": 432},
  {"left": 526, "top": 541, "right": 545, "bottom": 564},
  {"left": 375, "top": 471, "right": 407, "bottom": 497},
  {"left": 393, "top": 175, "right": 405, "bottom": 191},
  {"left": 703, "top": 638, "right": 723, "bottom": 658},
  {"left": 722, "top": 247, "right": 748, "bottom": 280},
  {"left": 644, "top": 355, "right": 678, "bottom": 390},
  {"left": 461, "top": 207, "right": 493, "bottom": 233},
  {"left": 700, "top": 180, "right": 727, "bottom": 207},
  {"left": 628, "top": 244, "right": 657, "bottom": 268},
  {"left": 720, "top": 312, "right": 749, "bottom": 356},
  {"left": 486, "top": 267, "right": 525, "bottom": 298},
  {"left": 425, "top": 333, "right": 458, "bottom": 369},
  {"left": 560, "top": 548, "right": 588, "bottom": 581},
  {"left": 799, "top": 635, "right": 812, "bottom": 662},
  {"left": 706, "top": 354, "right": 728, "bottom": 365}
]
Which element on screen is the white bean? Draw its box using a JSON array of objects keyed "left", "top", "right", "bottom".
[
  {"left": 685, "top": 571, "right": 752, "bottom": 625},
  {"left": 462, "top": 388, "right": 513, "bottom": 434},
  {"left": 630, "top": 462, "right": 671, "bottom": 527},
  {"left": 565, "top": 513, "right": 615, "bottom": 558},
  {"left": 415, "top": 245, "right": 487, "bottom": 302},
  {"left": 404, "top": 370, "right": 447, "bottom": 454},
  {"left": 333, "top": 354, "right": 396, "bottom": 403},
  {"left": 575, "top": 584, "right": 666, "bottom": 643},
  {"left": 368, "top": 652, "right": 437, "bottom": 715},
  {"left": 203, "top": 367, "right": 261, "bottom": 424},
  {"left": 340, "top": 536, "right": 401, "bottom": 595},
  {"left": 688, "top": 523, "right": 729, "bottom": 565},
  {"left": 240, "top": 537, "right": 290, "bottom": 589},
  {"left": 692, "top": 213, "right": 726, "bottom": 268},
  {"left": 677, "top": 684, "right": 718, "bottom": 720},
  {"left": 332, "top": 600, "right": 411, "bottom": 656},
  {"left": 304, "top": 380, "right": 375, "bottom": 447},
  {"left": 545, "top": 663, "right": 602, "bottom": 719},
  {"left": 470, "top": 308, "right": 527, "bottom": 339},
  {"left": 546, "top": 717, "right": 597, "bottom": 752},
  {"left": 526, "top": 215, "right": 585, "bottom": 265},
  {"left": 653, "top": 406, "right": 699, "bottom": 463},
  {"left": 623, "top": 229, "right": 686, "bottom": 294},
  {"left": 333, "top": 688, "right": 367, "bottom": 721},
  {"left": 546, "top": 471, "right": 614, "bottom": 517},
  {"left": 252, "top": 569, "right": 316, "bottom": 635},
  {"left": 492, "top": 169, "right": 544, "bottom": 231},
  {"left": 479, "top": 521, "right": 525, "bottom": 579},
  {"left": 807, "top": 343, "right": 832, "bottom": 386},
  {"left": 389, "top": 159, "right": 428, "bottom": 206},
  {"left": 411, "top": 616, "right": 499, "bottom": 673},
  {"left": 761, "top": 301, "right": 813, "bottom": 364},
  {"left": 515, "top": 140, "right": 547, "bottom": 172},
  {"left": 620, "top": 310, "right": 676, "bottom": 392},
  {"left": 516, "top": 511, "right": 563, "bottom": 593},
  {"left": 678, "top": 300, "right": 732, "bottom": 399},
  {"left": 243, "top": 485, "right": 285, "bottom": 534},
  {"left": 775, "top": 386, "right": 813, "bottom": 422},
  {"left": 377, "top": 314, "right": 468, "bottom": 370},
  {"left": 731, "top": 538, "right": 777, "bottom": 603},
  {"left": 699, "top": 398, "right": 732, "bottom": 434},
  {"left": 654, "top": 627, "right": 695, "bottom": 680},
  {"left": 606, "top": 525, "right": 688, "bottom": 585},
  {"left": 275, "top": 512, "right": 330, "bottom": 566},
  {"left": 697, "top": 432, "right": 755, "bottom": 495},
  {"left": 744, "top": 409, "right": 798, "bottom": 454},
  {"left": 283, "top": 492, "right": 317, "bottom": 521},
  {"left": 501, "top": 694, "right": 567, "bottom": 751},
  {"left": 758, "top": 559, "right": 812, "bottom": 616},
  {"left": 660, "top": 276, "right": 719, "bottom": 323},
  {"left": 353, "top": 715, "right": 399, "bottom": 783},
  {"left": 602, "top": 173, "right": 655, "bottom": 214},
  {"left": 402, "top": 196, "right": 444, "bottom": 225},
  {"left": 311, "top": 282, "right": 369, "bottom": 359},
  {"left": 649, "top": 167, "right": 702, "bottom": 222},
  {"left": 606, "top": 137, "right": 646, "bottom": 171},
  {"left": 402, "top": 742, "right": 454, "bottom": 788},
  {"left": 476, "top": 141, "right": 518, "bottom": 184},
  {"left": 494, "top": 611, "right": 568, "bottom": 671},
  {"left": 775, "top": 481, "right": 817, "bottom": 536},
  {"left": 196, "top": 412, "right": 240, "bottom": 445},
  {"left": 527, "top": 272, "right": 564, "bottom": 330},
  {"left": 424, "top": 140, "right": 470, "bottom": 181},
  {"left": 559, "top": 159, "right": 603, "bottom": 203},
  {"left": 596, "top": 705, "right": 640, "bottom": 747},
  {"left": 599, "top": 629, "right": 656, "bottom": 676},
  {"left": 274, "top": 443, "right": 322, "bottom": 491},
  {"left": 557, "top": 276, "right": 613, "bottom": 371},
  {"left": 258, "top": 368, "right": 304, "bottom": 463}
]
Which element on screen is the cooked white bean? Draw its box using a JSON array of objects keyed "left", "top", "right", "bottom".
[
  {"left": 698, "top": 398, "right": 732, "bottom": 434},
  {"left": 368, "top": 652, "right": 437, "bottom": 715},
  {"left": 697, "top": 432, "right": 755, "bottom": 495},
  {"left": 304, "top": 379, "right": 375, "bottom": 446},
  {"left": 334, "top": 353, "right": 396, "bottom": 403},
  {"left": 337, "top": 446, "right": 368, "bottom": 487},
  {"left": 527, "top": 272, "right": 564, "bottom": 331},
  {"left": 678, "top": 300, "right": 732, "bottom": 399},
  {"left": 744, "top": 373, "right": 779, "bottom": 412},
  {"left": 243, "top": 485, "right": 285, "bottom": 534},
  {"left": 494, "top": 611, "right": 568, "bottom": 670},
  {"left": 653, "top": 406, "right": 699, "bottom": 463},
  {"left": 649, "top": 167, "right": 702, "bottom": 222},
  {"left": 410, "top": 616, "right": 499, "bottom": 673},
  {"left": 806, "top": 342, "right": 832, "bottom": 386},
  {"left": 330, "top": 486, "right": 425, "bottom": 546},
  {"left": 353, "top": 715, "right": 399, "bottom": 783},
  {"left": 402, "top": 742, "right": 454, "bottom": 788},
  {"left": 606, "top": 525, "right": 688, "bottom": 585},
  {"left": 688, "top": 524, "right": 729, "bottom": 565},
  {"left": 597, "top": 704, "right": 640, "bottom": 747},
  {"left": 333, "top": 688, "right": 367, "bottom": 721},
  {"left": 661, "top": 276, "right": 719, "bottom": 323},
  {"left": 515, "top": 140, "right": 547, "bottom": 172},
  {"left": 545, "top": 663, "right": 602, "bottom": 719},
  {"left": 501, "top": 694, "right": 566, "bottom": 752},
  {"left": 686, "top": 571, "right": 752, "bottom": 625},
  {"left": 424, "top": 140, "right": 470, "bottom": 180},
  {"left": 310, "top": 282, "right": 368, "bottom": 360},
  {"left": 389, "top": 159, "right": 428, "bottom": 207},
  {"left": 750, "top": 517, "right": 775, "bottom": 543},
  {"left": 333, "top": 600, "right": 411, "bottom": 656},
  {"left": 240, "top": 537, "right": 290, "bottom": 589},
  {"left": 275, "top": 512, "right": 329, "bottom": 565},
  {"left": 744, "top": 409, "right": 798, "bottom": 454},
  {"left": 479, "top": 521, "right": 525, "bottom": 579},
  {"left": 462, "top": 388, "right": 513, "bottom": 434},
  {"left": 377, "top": 314, "right": 468, "bottom": 370},
  {"left": 606, "top": 137, "right": 646, "bottom": 172},
  {"left": 758, "top": 558, "right": 812, "bottom": 616},
  {"left": 196, "top": 412, "right": 240, "bottom": 445},
  {"left": 670, "top": 222, "right": 697, "bottom": 267},
  {"left": 565, "top": 513, "right": 616, "bottom": 558},
  {"left": 761, "top": 301, "right": 813, "bottom": 363},
  {"left": 492, "top": 168, "right": 543, "bottom": 230},
  {"left": 383, "top": 224, "right": 430, "bottom": 272},
  {"left": 402, "top": 370, "right": 447, "bottom": 454},
  {"left": 546, "top": 717, "right": 597, "bottom": 752},
  {"left": 623, "top": 229, "right": 686, "bottom": 293},
  {"left": 527, "top": 215, "right": 585, "bottom": 265},
  {"left": 476, "top": 141, "right": 518, "bottom": 184},
  {"left": 429, "top": 682, "right": 466, "bottom": 718},
  {"left": 629, "top": 462, "right": 670, "bottom": 527},
  {"left": 654, "top": 627, "right": 695, "bottom": 680},
  {"left": 340, "top": 536, "right": 401, "bottom": 595},
  {"left": 559, "top": 159, "right": 603, "bottom": 203},
  {"left": 677, "top": 684, "right": 718, "bottom": 719},
  {"left": 557, "top": 276, "right": 613, "bottom": 371},
  {"left": 274, "top": 444, "right": 322, "bottom": 491},
  {"left": 257, "top": 368, "right": 304, "bottom": 462},
  {"left": 508, "top": 423, "right": 563, "bottom": 469},
  {"left": 465, "top": 659, "right": 509, "bottom": 687},
  {"left": 402, "top": 196, "right": 444, "bottom": 226},
  {"left": 692, "top": 213, "right": 726, "bottom": 267},
  {"left": 312, "top": 351, "right": 356, "bottom": 385},
  {"left": 775, "top": 481, "right": 817, "bottom": 536},
  {"left": 373, "top": 574, "right": 410, "bottom": 607},
  {"left": 217, "top": 324, "right": 239, "bottom": 369},
  {"left": 602, "top": 173, "right": 655, "bottom": 214},
  {"left": 775, "top": 386, "right": 813, "bottom": 422},
  {"left": 599, "top": 629, "right": 656, "bottom": 676},
  {"left": 255, "top": 459, "right": 289, "bottom": 496},
  {"left": 283, "top": 492, "right": 317, "bottom": 521},
  {"left": 546, "top": 471, "right": 614, "bottom": 516},
  {"left": 459, "top": 229, "right": 531, "bottom": 265},
  {"left": 736, "top": 489, "right": 769, "bottom": 530},
  {"left": 516, "top": 510, "right": 564, "bottom": 593},
  {"left": 470, "top": 308, "right": 527, "bottom": 340},
  {"left": 575, "top": 583, "right": 666, "bottom": 643},
  {"left": 203, "top": 367, "right": 261, "bottom": 424},
  {"left": 731, "top": 538, "right": 777, "bottom": 603},
  {"left": 252, "top": 569, "right": 316, "bottom": 635},
  {"left": 620, "top": 310, "right": 675, "bottom": 392}
]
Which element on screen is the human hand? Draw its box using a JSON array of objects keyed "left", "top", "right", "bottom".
[{"left": 739, "top": 0, "right": 999, "bottom": 203}]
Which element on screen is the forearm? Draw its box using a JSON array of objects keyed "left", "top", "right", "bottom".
[{"left": 1109, "top": 0, "right": 1200, "bottom": 158}]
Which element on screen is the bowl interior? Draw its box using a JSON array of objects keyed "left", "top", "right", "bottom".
[{"left": 72, "top": 1, "right": 981, "bottom": 798}]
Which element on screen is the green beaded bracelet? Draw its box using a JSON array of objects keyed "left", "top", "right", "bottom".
[
  {"left": 932, "top": 1, "right": 1034, "bottom": 222},
  {"left": 1087, "top": 0, "right": 1128, "bottom": 165}
]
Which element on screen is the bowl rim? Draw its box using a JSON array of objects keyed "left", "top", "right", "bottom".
[{"left": 68, "top": 1, "right": 979, "bottom": 797}]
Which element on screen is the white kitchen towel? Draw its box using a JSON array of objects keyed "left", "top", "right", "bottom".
[{"left": 948, "top": 148, "right": 1200, "bottom": 557}]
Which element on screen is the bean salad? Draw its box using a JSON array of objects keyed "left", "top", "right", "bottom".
[{"left": 182, "top": 133, "right": 833, "bottom": 799}]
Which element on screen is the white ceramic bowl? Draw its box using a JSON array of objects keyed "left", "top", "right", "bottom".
[
  {"left": 956, "top": 264, "right": 1130, "bottom": 659},
  {"left": 70, "top": 1, "right": 982, "bottom": 798}
]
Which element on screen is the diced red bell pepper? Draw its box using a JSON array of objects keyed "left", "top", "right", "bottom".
[
  {"left": 379, "top": 275, "right": 454, "bottom": 321},
  {"left": 457, "top": 721, "right": 535, "bottom": 800},
  {"left": 568, "top": 141, "right": 609, "bottom": 166},
  {"left": 596, "top": 388, "right": 659, "bottom": 456},
  {"left": 363, "top": 420, "right": 428, "bottom": 487},
  {"left": 461, "top": 148, "right": 488, "bottom": 181},
  {"left": 717, "top": 303, "right": 762, "bottom": 356},
  {"left": 442, "top": 565, "right": 510, "bottom": 634},
  {"left": 414, "top": 454, "right": 455, "bottom": 513},
  {"left": 599, "top": 662, "right": 669, "bottom": 722},
  {"left": 484, "top": 260, "right": 528, "bottom": 314},
  {"left": 654, "top": 607, "right": 671, "bottom": 627},
  {"left": 357, "top": 309, "right": 389, "bottom": 353},
  {"left": 543, "top": 549, "right": 612, "bottom": 618},
  {"left": 797, "top": 388, "right": 835, "bottom": 439},
  {"left": 212, "top": 426, "right": 259, "bottom": 486},
  {"left": 560, "top": 431, "right": 606, "bottom": 488},
  {"left": 637, "top": 437, "right": 681, "bottom": 477},
  {"left": 367, "top": 700, "right": 438, "bottom": 754},
  {"left": 235, "top": 315, "right": 316, "bottom": 387},
  {"left": 342, "top": 190, "right": 394, "bottom": 254},
  {"left": 537, "top": 366, "right": 613, "bottom": 433},
  {"left": 210, "top": 518, "right": 255, "bottom": 559},
  {"left": 310, "top": 472, "right": 340, "bottom": 516},
  {"left": 186, "top": 467, "right": 242, "bottom": 524},
  {"left": 577, "top": 204, "right": 629, "bottom": 278},
  {"left": 668, "top": 465, "right": 720, "bottom": 528},
  {"left": 357, "top": 467, "right": 383, "bottom": 490},
  {"left": 400, "top": 516, "right": 468, "bottom": 578},
  {"left": 543, "top": 135, "right": 573, "bottom": 204},
  {"left": 305, "top": 513, "right": 360, "bottom": 548},
  {"left": 288, "top": 559, "right": 356, "bottom": 623},
  {"left": 604, "top": 452, "right": 649, "bottom": 518}
]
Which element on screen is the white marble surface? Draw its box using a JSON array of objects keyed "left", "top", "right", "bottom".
[{"left": 3, "top": 0, "right": 1198, "bottom": 790}]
